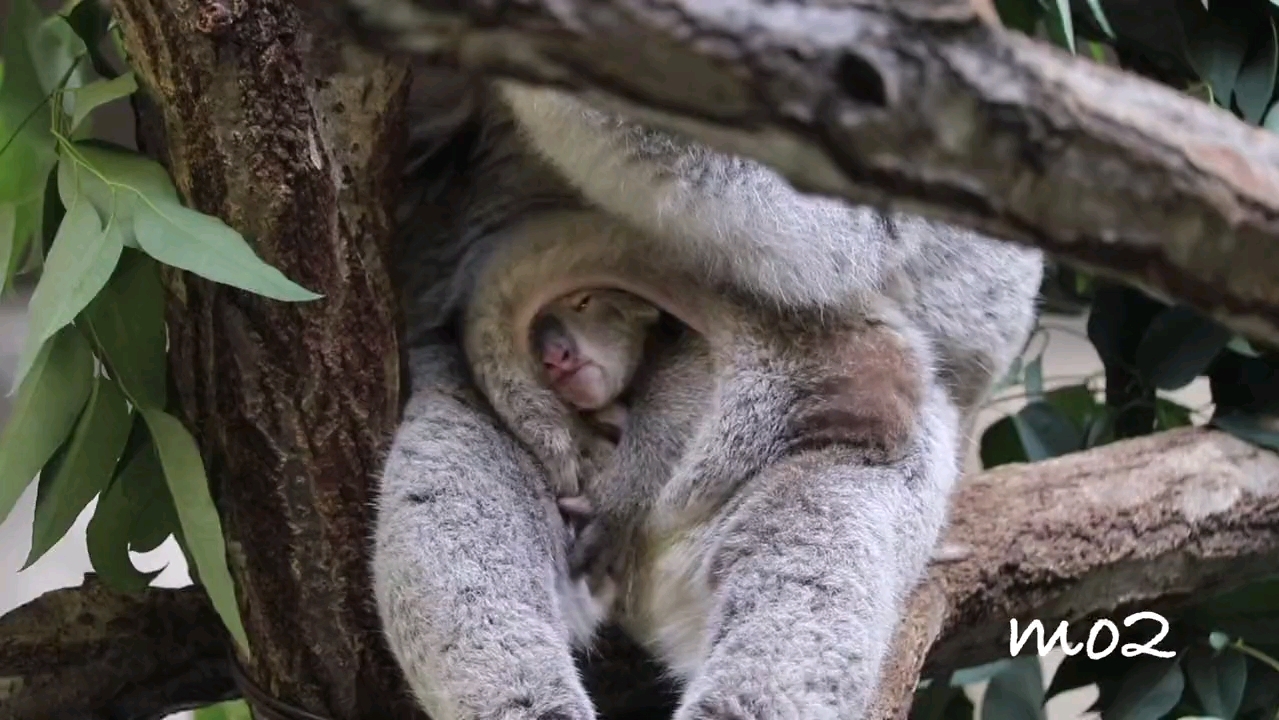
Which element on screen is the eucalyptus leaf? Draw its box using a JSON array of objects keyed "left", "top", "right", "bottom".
[
  {"left": 1103, "top": 658, "right": 1186, "bottom": 720},
  {"left": 1024, "top": 356, "right": 1044, "bottom": 398},
  {"left": 981, "top": 415, "right": 1029, "bottom": 469},
  {"left": 81, "top": 251, "right": 167, "bottom": 408},
  {"left": 1234, "top": 18, "right": 1279, "bottom": 124},
  {"left": 1083, "top": 0, "right": 1116, "bottom": 38},
  {"left": 1135, "top": 305, "right": 1231, "bottom": 391},
  {"left": 0, "top": 325, "right": 94, "bottom": 526},
  {"left": 86, "top": 433, "right": 168, "bottom": 592},
  {"left": 1210, "top": 632, "right": 1232, "bottom": 651},
  {"left": 995, "top": 0, "right": 1040, "bottom": 34},
  {"left": 1226, "top": 336, "right": 1261, "bottom": 358},
  {"left": 1155, "top": 398, "right": 1193, "bottom": 430},
  {"left": 1187, "top": 8, "right": 1255, "bottom": 106},
  {"left": 1213, "top": 413, "right": 1279, "bottom": 452},
  {"left": 133, "top": 201, "right": 321, "bottom": 302},
  {"left": 951, "top": 659, "right": 1014, "bottom": 687},
  {"left": 1186, "top": 646, "right": 1247, "bottom": 720},
  {"left": 142, "top": 408, "right": 250, "bottom": 654},
  {"left": 69, "top": 73, "right": 137, "bottom": 131},
  {"left": 62, "top": 0, "right": 118, "bottom": 80},
  {"left": 982, "top": 657, "right": 1046, "bottom": 720},
  {"left": 1044, "top": 0, "right": 1076, "bottom": 53},
  {"left": 24, "top": 375, "right": 131, "bottom": 568},
  {"left": 193, "top": 700, "right": 253, "bottom": 720},
  {"left": 0, "top": 203, "right": 14, "bottom": 293},
  {"left": 1264, "top": 100, "right": 1279, "bottom": 133},
  {"left": 57, "top": 140, "right": 177, "bottom": 247},
  {"left": 0, "top": 0, "right": 58, "bottom": 258},
  {"left": 1013, "top": 401, "right": 1083, "bottom": 461},
  {"left": 1044, "top": 384, "right": 1099, "bottom": 428},
  {"left": 12, "top": 197, "right": 123, "bottom": 391}
]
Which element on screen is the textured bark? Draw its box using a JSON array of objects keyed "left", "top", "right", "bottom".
[
  {"left": 107, "top": 1, "right": 418, "bottom": 719},
  {"left": 319, "top": 0, "right": 1279, "bottom": 348},
  {"left": 871, "top": 426, "right": 1279, "bottom": 719},
  {"left": 0, "top": 576, "right": 233, "bottom": 720}
]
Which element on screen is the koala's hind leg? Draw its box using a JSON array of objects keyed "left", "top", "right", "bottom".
[{"left": 373, "top": 335, "right": 600, "bottom": 720}]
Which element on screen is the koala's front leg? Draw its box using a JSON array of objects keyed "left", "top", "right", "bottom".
[{"left": 374, "top": 343, "right": 599, "bottom": 720}]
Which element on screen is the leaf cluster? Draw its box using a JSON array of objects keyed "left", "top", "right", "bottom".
[
  {"left": 0, "top": 0, "right": 321, "bottom": 658},
  {"left": 913, "top": 2, "right": 1279, "bottom": 719}
]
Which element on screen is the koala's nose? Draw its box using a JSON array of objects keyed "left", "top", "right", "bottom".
[{"left": 544, "top": 339, "right": 573, "bottom": 368}]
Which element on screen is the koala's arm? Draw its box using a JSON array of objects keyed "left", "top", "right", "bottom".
[
  {"left": 674, "top": 380, "right": 961, "bottom": 720},
  {"left": 373, "top": 335, "right": 599, "bottom": 720},
  {"left": 568, "top": 332, "right": 715, "bottom": 575},
  {"left": 496, "top": 83, "right": 920, "bottom": 310}
]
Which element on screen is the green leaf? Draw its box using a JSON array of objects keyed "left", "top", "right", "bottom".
[
  {"left": 995, "top": 0, "right": 1040, "bottom": 34},
  {"left": 1188, "top": 9, "right": 1255, "bottom": 107},
  {"left": 142, "top": 408, "right": 249, "bottom": 654},
  {"left": 951, "top": 659, "right": 1013, "bottom": 687},
  {"left": 1135, "top": 305, "right": 1231, "bottom": 391},
  {"left": 1103, "top": 658, "right": 1186, "bottom": 720},
  {"left": 1044, "top": 384, "right": 1099, "bottom": 428},
  {"left": 1210, "top": 632, "right": 1232, "bottom": 651},
  {"left": 981, "top": 415, "right": 1029, "bottom": 469},
  {"left": 1187, "top": 646, "right": 1248, "bottom": 720},
  {"left": 193, "top": 700, "right": 253, "bottom": 720},
  {"left": 1155, "top": 398, "right": 1194, "bottom": 430},
  {"left": 24, "top": 374, "right": 132, "bottom": 568},
  {"left": 62, "top": 0, "right": 118, "bottom": 80},
  {"left": 56, "top": 141, "right": 319, "bottom": 301},
  {"left": 86, "top": 429, "right": 169, "bottom": 592},
  {"left": 12, "top": 196, "right": 123, "bottom": 391},
  {"left": 0, "top": 203, "right": 14, "bottom": 292},
  {"left": 1024, "top": 356, "right": 1044, "bottom": 398},
  {"left": 0, "top": 0, "right": 59, "bottom": 259},
  {"left": 0, "top": 325, "right": 93, "bottom": 526},
  {"left": 1083, "top": 0, "right": 1116, "bottom": 38},
  {"left": 1013, "top": 401, "right": 1083, "bottom": 461},
  {"left": 982, "top": 657, "right": 1046, "bottom": 720},
  {"left": 991, "top": 356, "right": 1024, "bottom": 395},
  {"left": 1264, "top": 100, "right": 1279, "bottom": 133},
  {"left": 1042, "top": 0, "right": 1076, "bottom": 53},
  {"left": 1234, "top": 19, "right": 1279, "bottom": 124},
  {"left": 1049, "top": 652, "right": 1144, "bottom": 699},
  {"left": 1213, "top": 413, "right": 1279, "bottom": 452},
  {"left": 1226, "top": 336, "right": 1262, "bottom": 358},
  {"left": 133, "top": 200, "right": 320, "bottom": 302},
  {"left": 69, "top": 72, "right": 137, "bottom": 131},
  {"left": 80, "top": 251, "right": 167, "bottom": 408}
]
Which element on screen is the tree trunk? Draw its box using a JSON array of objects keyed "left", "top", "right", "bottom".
[{"left": 109, "top": 1, "right": 420, "bottom": 717}]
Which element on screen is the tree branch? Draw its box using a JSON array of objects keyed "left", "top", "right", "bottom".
[
  {"left": 872, "top": 426, "right": 1279, "bottom": 719},
  {"left": 0, "top": 575, "right": 235, "bottom": 720},
  {"left": 319, "top": 0, "right": 1279, "bottom": 347}
]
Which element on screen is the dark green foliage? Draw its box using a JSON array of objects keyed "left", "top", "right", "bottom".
[{"left": 942, "top": 2, "right": 1279, "bottom": 720}]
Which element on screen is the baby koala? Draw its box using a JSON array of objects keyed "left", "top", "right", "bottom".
[
  {"left": 529, "top": 288, "right": 663, "bottom": 538},
  {"left": 530, "top": 288, "right": 661, "bottom": 445}
]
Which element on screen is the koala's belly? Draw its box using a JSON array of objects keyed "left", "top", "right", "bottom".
[{"left": 618, "top": 529, "right": 714, "bottom": 682}]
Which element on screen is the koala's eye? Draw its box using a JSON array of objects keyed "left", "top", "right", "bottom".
[{"left": 574, "top": 295, "right": 592, "bottom": 311}]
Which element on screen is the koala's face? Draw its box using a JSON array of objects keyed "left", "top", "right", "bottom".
[{"left": 531, "top": 289, "right": 661, "bottom": 410}]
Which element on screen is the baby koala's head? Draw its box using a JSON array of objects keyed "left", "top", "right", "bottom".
[{"left": 531, "top": 289, "right": 661, "bottom": 410}]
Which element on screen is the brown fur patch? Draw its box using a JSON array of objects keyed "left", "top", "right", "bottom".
[{"left": 790, "top": 323, "right": 922, "bottom": 461}]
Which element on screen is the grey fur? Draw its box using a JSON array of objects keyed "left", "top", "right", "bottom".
[{"left": 375, "top": 72, "right": 1042, "bottom": 720}]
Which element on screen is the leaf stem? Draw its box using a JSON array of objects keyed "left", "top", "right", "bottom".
[{"left": 0, "top": 55, "right": 84, "bottom": 161}]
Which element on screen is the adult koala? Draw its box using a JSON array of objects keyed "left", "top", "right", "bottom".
[{"left": 372, "top": 68, "right": 1042, "bottom": 720}]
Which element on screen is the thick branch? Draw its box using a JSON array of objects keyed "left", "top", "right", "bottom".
[
  {"left": 110, "top": 2, "right": 418, "bottom": 719},
  {"left": 872, "top": 427, "right": 1279, "bottom": 719},
  {"left": 323, "top": 0, "right": 1279, "bottom": 347},
  {"left": 0, "top": 575, "right": 235, "bottom": 720}
]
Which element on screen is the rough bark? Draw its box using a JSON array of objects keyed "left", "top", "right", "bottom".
[
  {"left": 107, "top": 1, "right": 418, "bottom": 719},
  {"left": 316, "top": 0, "right": 1279, "bottom": 348},
  {"left": 0, "top": 576, "right": 234, "bottom": 720},
  {"left": 872, "top": 426, "right": 1279, "bottom": 719},
  {"left": 6, "top": 428, "right": 1275, "bottom": 719}
]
